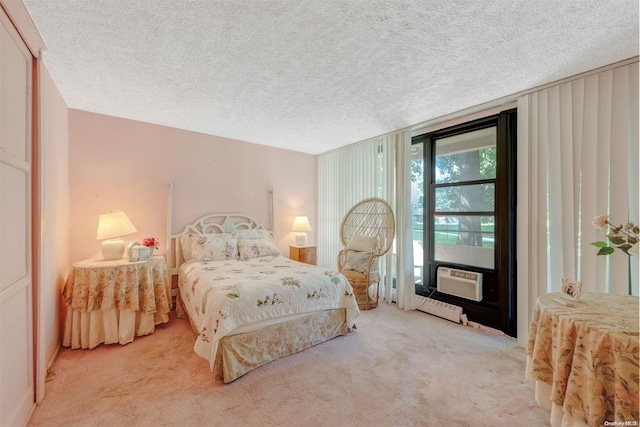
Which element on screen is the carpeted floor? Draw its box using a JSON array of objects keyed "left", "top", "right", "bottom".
[{"left": 29, "top": 303, "right": 549, "bottom": 427}]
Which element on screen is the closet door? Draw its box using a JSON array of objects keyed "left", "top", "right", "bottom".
[{"left": 0, "top": 9, "right": 35, "bottom": 426}]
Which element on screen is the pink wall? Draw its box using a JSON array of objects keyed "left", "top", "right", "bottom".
[
  {"left": 39, "top": 65, "right": 69, "bottom": 368},
  {"left": 68, "top": 110, "right": 317, "bottom": 263}
]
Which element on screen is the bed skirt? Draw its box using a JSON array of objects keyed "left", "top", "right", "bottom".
[
  {"left": 176, "top": 294, "right": 351, "bottom": 383},
  {"left": 63, "top": 308, "right": 170, "bottom": 349}
]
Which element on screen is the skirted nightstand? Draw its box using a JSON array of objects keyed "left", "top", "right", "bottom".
[{"left": 62, "top": 256, "right": 171, "bottom": 349}]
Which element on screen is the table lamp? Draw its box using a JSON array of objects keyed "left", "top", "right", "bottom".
[
  {"left": 96, "top": 210, "right": 137, "bottom": 260},
  {"left": 291, "top": 216, "right": 311, "bottom": 245}
]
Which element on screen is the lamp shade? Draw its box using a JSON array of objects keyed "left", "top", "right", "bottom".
[
  {"left": 292, "top": 216, "right": 311, "bottom": 245},
  {"left": 96, "top": 210, "right": 137, "bottom": 240},
  {"left": 291, "top": 216, "right": 311, "bottom": 232}
]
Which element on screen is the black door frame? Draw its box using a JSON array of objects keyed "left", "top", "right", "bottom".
[{"left": 412, "top": 109, "right": 517, "bottom": 336}]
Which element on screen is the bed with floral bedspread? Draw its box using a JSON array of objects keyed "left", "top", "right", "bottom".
[{"left": 178, "top": 255, "right": 359, "bottom": 382}]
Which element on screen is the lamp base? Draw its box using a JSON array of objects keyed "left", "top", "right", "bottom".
[
  {"left": 101, "top": 238, "right": 126, "bottom": 260},
  {"left": 295, "top": 232, "right": 307, "bottom": 246}
]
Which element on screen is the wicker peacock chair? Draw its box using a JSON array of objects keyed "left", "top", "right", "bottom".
[{"left": 337, "top": 197, "right": 395, "bottom": 310}]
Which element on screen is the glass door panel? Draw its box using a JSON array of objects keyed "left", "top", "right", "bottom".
[
  {"left": 433, "top": 215, "right": 495, "bottom": 269},
  {"left": 411, "top": 109, "right": 517, "bottom": 336},
  {"left": 410, "top": 144, "right": 425, "bottom": 284},
  {"left": 432, "top": 124, "right": 497, "bottom": 271},
  {"left": 434, "top": 183, "right": 495, "bottom": 212},
  {"left": 435, "top": 127, "right": 497, "bottom": 184}
]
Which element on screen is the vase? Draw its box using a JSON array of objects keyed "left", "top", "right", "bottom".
[{"left": 148, "top": 247, "right": 154, "bottom": 257}]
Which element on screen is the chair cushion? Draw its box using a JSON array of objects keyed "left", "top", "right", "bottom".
[
  {"left": 339, "top": 268, "right": 380, "bottom": 283},
  {"left": 346, "top": 235, "right": 377, "bottom": 252}
]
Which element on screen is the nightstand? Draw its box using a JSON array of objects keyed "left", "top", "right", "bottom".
[
  {"left": 62, "top": 256, "right": 171, "bottom": 349},
  {"left": 289, "top": 245, "right": 317, "bottom": 265}
]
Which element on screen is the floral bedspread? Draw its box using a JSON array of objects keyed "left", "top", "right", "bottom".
[{"left": 179, "top": 256, "right": 359, "bottom": 369}]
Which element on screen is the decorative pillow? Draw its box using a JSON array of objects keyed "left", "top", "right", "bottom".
[
  {"left": 180, "top": 235, "right": 193, "bottom": 260},
  {"left": 238, "top": 238, "right": 280, "bottom": 260},
  {"left": 346, "top": 235, "right": 377, "bottom": 252},
  {"left": 236, "top": 228, "right": 274, "bottom": 242},
  {"left": 342, "top": 250, "right": 373, "bottom": 273},
  {"left": 189, "top": 233, "right": 238, "bottom": 261}
]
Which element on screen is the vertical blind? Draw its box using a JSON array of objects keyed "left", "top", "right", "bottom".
[
  {"left": 317, "top": 134, "right": 396, "bottom": 295},
  {"left": 516, "top": 61, "right": 639, "bottom": 344},
  {"left": 318, "top": 133, "right": 416, "bottom": 308}
]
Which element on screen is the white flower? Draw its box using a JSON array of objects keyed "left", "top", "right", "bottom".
[
  {"left": 592, "top": 215, "right": 608, "bottom": 231},
  {"left": 591, "top": 215, "right": 638, "bottom": 256}
]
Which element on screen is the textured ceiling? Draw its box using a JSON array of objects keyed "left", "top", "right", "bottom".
[{"left": 23, "top": 0, "right": 639, "bottom": 154}]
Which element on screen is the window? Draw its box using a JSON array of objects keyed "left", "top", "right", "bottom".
[
  {"left": 412, "top": 110, "right": 517, "bottom": 336},
  {"left": 432, "top": 127, "right": 496, "bottom": 269}
]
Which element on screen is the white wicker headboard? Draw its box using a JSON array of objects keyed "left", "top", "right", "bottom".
[{"left": 165, "top": 182, "right": 275, "bottom": 277}]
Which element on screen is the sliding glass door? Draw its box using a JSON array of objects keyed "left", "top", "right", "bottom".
[
  {"left": 412, "top": 110, "right": 517, "bottom": 336},
  {"left": 410, "top": 144, "right": 425, "bottom": 284},
  {"left": 432, "top": 126, "right": 496, "bottom": 270}
]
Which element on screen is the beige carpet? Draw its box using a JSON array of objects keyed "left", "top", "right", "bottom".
[{"left": 29, "top": 303, "right": 549, "bottom": 427}]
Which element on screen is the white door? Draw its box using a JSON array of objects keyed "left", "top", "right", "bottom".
[{"left": 0, "top": 9, "right": 35, "bottom": 426}]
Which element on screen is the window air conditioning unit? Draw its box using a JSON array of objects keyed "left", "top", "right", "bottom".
[{"left": 437, "top": 267, "right": 483, "bottom": 302}]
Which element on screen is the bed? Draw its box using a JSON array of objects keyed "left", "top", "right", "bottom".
[{"left": 167, "top": 210, "right": 359, "bottom": 383}]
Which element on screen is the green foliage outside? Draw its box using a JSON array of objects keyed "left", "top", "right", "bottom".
[
  {"left": 411, "top": 139, "right": 497, "bottom": 248},
  {"left": 412, "top": 223, "right": 495, "bottom": 248}
]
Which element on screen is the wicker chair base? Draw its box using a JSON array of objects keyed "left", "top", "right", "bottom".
[{"left": 351, "top": 281, "right": 379, "bottom": 310}]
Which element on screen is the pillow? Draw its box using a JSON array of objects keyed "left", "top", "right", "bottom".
[
  {"left": 236, "top": 228, "right": 274, "bottom": 242},
  {"left": 238, "top": 238, "right": 280, "bottom": 260},
  {"left": 189, "top": 233, "right": 238, "bottom": 261},
  {"left": 342, "top": 250, "right": 373, "bottom": 273},
  {"left": 180, "top": 235, "right": 193, "bottom": 260},
  {"left": 346, "top": 235, "right": 377, "bottom": 252}
]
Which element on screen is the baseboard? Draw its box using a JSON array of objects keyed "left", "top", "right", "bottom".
[
  {"left": 414, "top": 295, "right": 463, "bottom": 323},
  {"left": 467, "top": 320, "right": 507, "bottom": 336},
  {"left": 24, "top": 402, "right": 37, "bottom": 427},
  {"left": 47, "top": 343, "right": 61, "bottom": 370},
  {"left": 390, "top": 290, "right": 509, "bottom": 336},
  {"left": 390, "top": 289, "right": 464, "bottom": 324}
]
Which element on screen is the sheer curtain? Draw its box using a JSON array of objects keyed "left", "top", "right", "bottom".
[
  {"left": 392, "top": 130, "right": 415, "bottom": 309},
  {"left": 317, "top": 131, "right": 415, "bottom": 309},
  {"left": 516, "top": 61, "right": 639, "bottom": 344}
]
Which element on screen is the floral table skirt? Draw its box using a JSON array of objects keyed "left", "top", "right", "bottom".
[
  {"left": 526, "top": 292, "right": 639, "bottom": 427},
  {"left": 62, "top": 257, "right": 172, "bottom": 349}
]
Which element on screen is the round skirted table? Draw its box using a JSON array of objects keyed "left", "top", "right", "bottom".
[
  {"left": 526, "top": 292, "right": 639, "bottom": 427},
  {"left": 63, "top": 256, "right": 171, "bottom": 349}
]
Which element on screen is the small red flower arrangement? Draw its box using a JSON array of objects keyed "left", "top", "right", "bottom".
[{"left": 141, "top": 237, "right": 160, "bottom": 249}]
